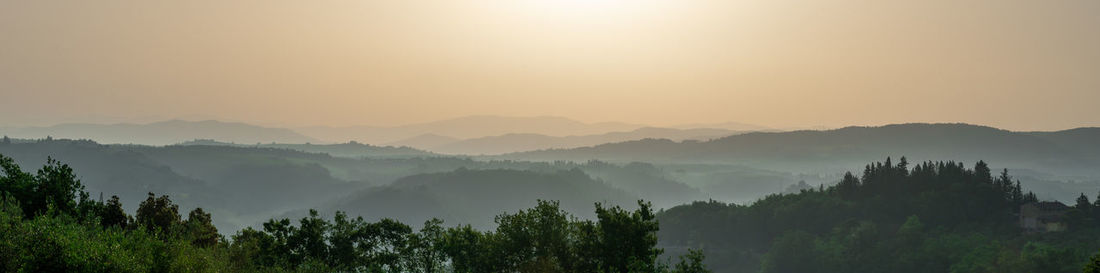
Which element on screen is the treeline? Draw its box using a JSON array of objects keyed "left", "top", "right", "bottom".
[
  {"left": 659, "top": 157, "right": 1100, "bottom": 273},
  {"left": 0, "top": 153, "right": 708, "bottom": 273}
]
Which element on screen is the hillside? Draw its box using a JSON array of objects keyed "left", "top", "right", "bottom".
[
  {"left": 429, "top": 127, "right": 739, "bottom": 155},
  {"left": 658, "top": 159, "right": 1100, "bottom": 273},
  {"left": 0, "top": 139, "right": 710, "bottom": 232},
  {"left": 504, "top": 124, "right": 1100, "bottom": 176},
  {"left": 178, "top": 139, "right": 438, "bottom": 158},
  {"left": 295, "top": 115, "right": 645, "bottom": 144},
  {"left": 313, "top": 168, "right": 640, "bottom": 229},
  {"left": 0, "top": 140, "right": 365, "bottom": 231}
]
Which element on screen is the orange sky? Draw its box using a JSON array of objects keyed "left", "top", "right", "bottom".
[{"left": 1, "top": 0, "right": 1098, "bottom": 130}]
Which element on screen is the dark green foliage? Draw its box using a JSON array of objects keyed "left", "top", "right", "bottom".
[
  {"left": 673, "top": 249, "right": 710, "bottom": 273},
  {"left": 659, "top": 158, "right": 1100, "bottom": 273},
  {"left": 595, "top": 200, "right": 663, "bottom": 272},
  {"left": 0, "top": 154, "right": 92, "bottom": 218},
  {"left": 0, "top": 196, "right": 230, "bottom": 273},
  {"left": 1085, "top": 252, "right": 1100, "bottom": 273},
  {"left": 100, "top": 195, "right": 131, "bottom": 229},
  {"left": 136, "top": 192, "right": 181, "bottom": 234},
  {"left": 0, "top": 152, "right": 714, "bottom": 273},
  {"left": 185, "top": 207, "right": 219, "bottom": 248}
]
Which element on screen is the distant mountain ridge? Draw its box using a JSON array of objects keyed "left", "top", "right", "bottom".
[
  {"left": 295, "top": 115, "right": 646, "bottom": 144},
  {"left": 177, "top": 139, "right": 438, "bottom": 158},
  {"left": 426, "top": 127, "right": 741, "bottom": 155},
  {"left": 502, "top": 123, "right": 1100, "bottom": 176},
  {"left": 314, "top": 168, "right": 640, "bottom": 229},
  {"left": 0, "top": 120, "right": 318, "bottom": 145}
]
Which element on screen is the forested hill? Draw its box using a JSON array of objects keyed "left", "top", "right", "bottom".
[
  {"left": 502, "top": 123, "right": 1100, "bottom": 175},
  {"left": 0, "top": 154, "right": 710, "bottom": 272},
  {"left": 177, "top": 139, "right": 438, "bottom": 158},
  {"left": 311, "top": 168, "right": 640, "bottom": 229},
  {"left": 657, "top": 158, "right": 1100, "bottom": 273},
  {"left": 0, "top": 139, "right": 703, "bottom": 233}
]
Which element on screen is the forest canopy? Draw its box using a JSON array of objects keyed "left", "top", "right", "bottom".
[
  {"left": 0, "top": 153, "right": 708, "bottom": 273},
  {"left": 658, "top": 158, "right": 1100, "bottom": 273}
]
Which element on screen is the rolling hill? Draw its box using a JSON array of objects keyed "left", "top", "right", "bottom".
[
  {"left": 313, "top": 168, "right": 640, "bottom": 229},
  {"left": 428, "top": 127, "right": 739, "bottom": 155},
  {"left": 294, "top": 115, "right": 645, "bottom": 144},
  {"left": 503, "top": 123, "right": 1100, "bottom": 176}
]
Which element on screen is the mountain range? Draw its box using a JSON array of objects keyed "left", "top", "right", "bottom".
[
  {"left": 400, "top": 127, "right": 741, "bottom": 155},
  {"left": 295, "top": 115, "right": 649, "bottom": 144},
  {"left": 1, "top": 116, "right": 764, "bottom": 154},
  {"left": 0, "top": 120, "right": 318, "bottom": 145},
  {"left": 501, "top": 123, "right": 1100, "bottom": 176}
]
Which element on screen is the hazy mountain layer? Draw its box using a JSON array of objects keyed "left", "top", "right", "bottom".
[
  {"left": 427, "top": 127, "right": 740, "bottom": 155},
  {"left": 178, "top": 139, "right": 438, "bottom": 158},
  {"left": 0, "top": 139, "right": 713, "bottom": 233},
  {"left": 503, "top": 123, "right": 1100, "bottom": 176},
  {"left": 0, "top": 120, "right": 318, "bottom": 145},
  {"left": 295, "top": 115, "right": 644, "bottom": 144},
  {"left": 314, "top": 168, "right": 640, "bottom": 229}
]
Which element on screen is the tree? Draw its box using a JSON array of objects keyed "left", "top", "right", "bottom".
[
  {"left": 760, "top": 231, "right": 818, "bottom": 273},
  {"left": 136, "top": 193, "right": 181, "bottom": 234},
  {"left": 672, "top": 249, "right": 711, "bottom": 273},
  {"left": 31, "top": 157, "right": 87, "bottom": 217},
  {"left": 185, "top": 207, "right": 219, "bottom": 247},
  {"left": 362, "top": 218, "right": 411, "bottom": 271},
  {"left": 326, "top": 211, "right": 364, "bottom": 270},
  {"left": 595, "top": 200, "right": 662, "bottom": 273},
  {"left": 974, "top": 161, "right": 993, "bottom": 185},
  {"left": 1077, "top": 193, "right": 1092, "bottom": 212},
  {"left": 100, "top": 195, "right": 130, "bottom": 229},
  {"left": 0, "top": 154, "right": 34, "bottom": 216},
  {"left": 442, "top": 224, "right": 505, "bottom": 273},
  {"left": 1012, "top": 180, "right": 1024, "bottom": 205},
  {"left": 406, "top": 218, "right": 447, "bottom": 273},
  {"left": 495, "top": 200, "right": 574, "bottom": 272},
  {"left": 1084, "top": 251, "right": 1100, "bottom": 273},
  {"left": 836, "top": 172, "right": 860, "bottom": 198},
  {"left": 1093, "top": 190, "right": 1100, "bottom": 209},
  {"left": 288, "top": 209, "right": 329, "bottom": 266}
]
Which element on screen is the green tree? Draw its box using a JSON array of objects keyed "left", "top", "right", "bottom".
[
  {"left": 595, "top": 200, "right": 662, "bottom": 273},
  {"left": 0, "top": 154, "right": 34, "bottom": 216},
  {"left": 1077, "top": 193, "right": 1092, "bottom": 212},
  {"left": 135, "top": 192, "right": 181, "bottom": 235},
  {"left": 31, "top": 158, "right": 88, "bottom": 217},
  {"left": 289, "top": 209, "right": 329, "bottom": 266},
  {"left": 184, "top": 207, "right": 219, "bottom": 247},
  {"left": 495, "top": 200, "right": 574, "bottom": 272},
  {"left": 326, "top": 211, "right": 364, "bottom": 270},
  {"left": 443, "top": 224, "right": 505, "bottom": 273},
  {"left": 672, "top": 249, "right": 711, "bottom": 273},
  {"left": 1084, "top": 251, "right": 1100, "bottom": 273},
  {"left": 100, "top": 195, "right": 130, "bottom": 229},
  {"left": 406, "top": 218, "right": 447, "bottom": 273},
  {"left": 760, "top": 231, "right": 819, "bottom": 273},
  {"left": 363, "top": 218, "right": 412, "bottom": 271}
]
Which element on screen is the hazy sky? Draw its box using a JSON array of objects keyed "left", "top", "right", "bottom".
[{"left": 1, "top": 0, "right": 1098, "bottom": 130}]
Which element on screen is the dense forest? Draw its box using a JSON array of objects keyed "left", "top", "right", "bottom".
[
  {"left": 658, "top": 158, "right": 1100, "bottom": 273},
  {"left": 0, "top": 153, "right": 708, "bottom": 273},
  {"left": 0, "top": 139, "right": 721, "bottom": 231},
  {"left": 7, "top": 149, "right": 1100, "bottom": 272}
]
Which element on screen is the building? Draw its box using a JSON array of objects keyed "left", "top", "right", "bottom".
[{"left": 1020, "top": 201, "right": 1069, "bottom": 233}]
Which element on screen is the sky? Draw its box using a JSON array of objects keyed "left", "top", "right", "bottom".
[{"left": 1, "top": 0, "right": 1098, "bottom": 131}]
